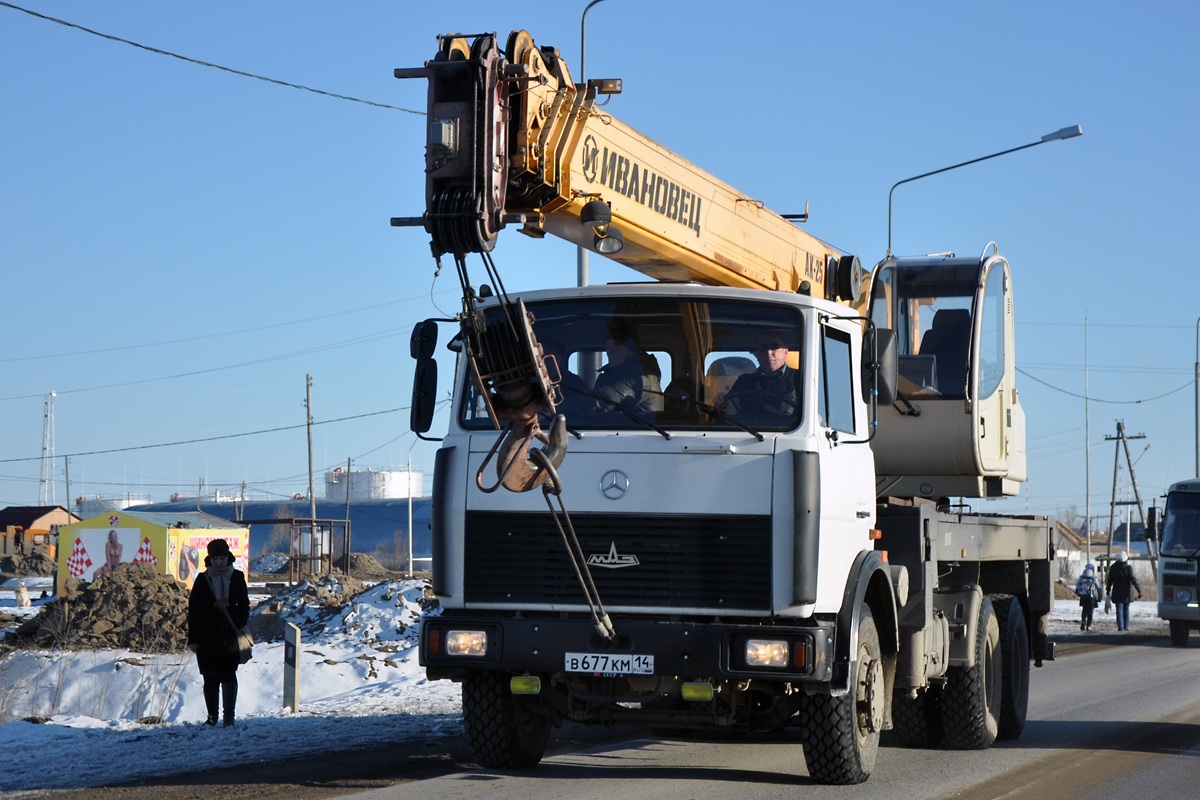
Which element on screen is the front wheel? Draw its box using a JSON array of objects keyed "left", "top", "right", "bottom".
[
  {"left": 941, "top": 597, "right": 1001, "bottom": 750},
  {"left": 800, "top": 604, "right": 883, "bottom": 785},
  {"left": 1169, "top": 620, "right": 1191, "bottom": 647},
  {"left": 462, "top": 671, "right": 552, "bottom": 769}
]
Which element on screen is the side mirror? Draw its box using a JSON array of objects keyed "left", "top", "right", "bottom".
[
  {"left": 410, "top": 357, "right": 438, "bottom": 434},
  {"left": 862, "top": 327, "right": 898, "bottom": 407},
  {"left": 1147, "top": 506, "right": 1159, "bottom": 542},
  {"left": 410, "top": 320, "right": 439, "bottom": 360}
]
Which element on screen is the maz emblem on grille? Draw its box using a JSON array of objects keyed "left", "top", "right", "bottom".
[{"left": 586, "top": 542, "right": 640, "bottom": 569}]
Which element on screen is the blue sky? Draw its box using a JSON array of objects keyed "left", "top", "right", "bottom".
[{"left": 1, "top": 1, "right": 1197, "bottom": 526}]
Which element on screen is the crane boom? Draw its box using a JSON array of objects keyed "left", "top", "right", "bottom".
[{"left": 395, "top": 31, "right": 866, "bottom": 308}]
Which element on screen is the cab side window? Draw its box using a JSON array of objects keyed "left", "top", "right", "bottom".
[{"left": 819, "top": 327, "right": 855, "bottom": 434}]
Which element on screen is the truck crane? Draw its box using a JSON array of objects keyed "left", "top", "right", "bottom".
[{"left": 396, "top": 30, "right": 1055, "bottom": 785}]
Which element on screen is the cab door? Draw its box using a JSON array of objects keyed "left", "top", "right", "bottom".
[{"left": 972, "top": 257, "right": 1014, "bottom": 474}]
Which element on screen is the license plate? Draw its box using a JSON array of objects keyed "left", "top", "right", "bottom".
[{"left": 564, "top": 652, "right": 654, "bottom": 675}]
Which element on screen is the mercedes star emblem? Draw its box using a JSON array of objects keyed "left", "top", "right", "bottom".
[{"left": 600, "top": 469, "right": 630, "bottom": 500}]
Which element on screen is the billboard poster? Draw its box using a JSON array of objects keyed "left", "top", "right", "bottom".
[
  {"left": 173, "top": 531, "right": 249, "bottom": 587},
  {"left": 63, "top": 528, "right": 144, "bottom": 582}
]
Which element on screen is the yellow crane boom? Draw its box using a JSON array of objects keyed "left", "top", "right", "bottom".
[{"left": 395, "top": 30, "right": 866, "bottom": 309}]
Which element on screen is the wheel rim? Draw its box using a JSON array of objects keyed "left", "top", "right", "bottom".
[
  {"left": 984, "top": 630, "right": 1002, "bottom": 721},
  {"left": 855, "top": 645, "right": 885, "bottom": 745}
]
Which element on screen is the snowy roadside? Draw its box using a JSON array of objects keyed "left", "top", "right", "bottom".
[
  {"left": 0, "top": 578, "right": 462, "bottom": 796},
  {"left": 0, "top": 593, "right": 1172, "bottom": 797}
]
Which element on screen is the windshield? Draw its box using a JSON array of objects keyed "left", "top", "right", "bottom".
[
  {"left": 460, "top": 297, "right": 803, "bottom": 432},
  {"left": 1161, "top": 491, "right": 1200, "bottom": 555}
]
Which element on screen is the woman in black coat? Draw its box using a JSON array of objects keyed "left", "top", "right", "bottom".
[
  {"left": 187, "top": 539, "right": 250, "bottom": 726},
  {"left": 1106, "top": 550, "right": 1142, "bottom": 632}
]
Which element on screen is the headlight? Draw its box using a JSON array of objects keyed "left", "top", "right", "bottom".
[
  {"left": 744, "top": 639, "right": 789, "bottom": 667},
  {"left": 1178, "top": 589, "right": 1193, "bottom": 603},
  {"left": 446, "top": 630, "right": 489, "bottom": 656}
]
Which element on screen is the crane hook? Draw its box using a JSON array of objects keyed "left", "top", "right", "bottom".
[{"left": 476, "top": 414, "right": 570, "bottom": 493}]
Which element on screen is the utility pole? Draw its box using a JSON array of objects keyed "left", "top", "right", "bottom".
[
  {"left": 577, "top": 0, "right": 609, "bottom": 289},
  {"left": 306, "top": 375, "right": 316, "bottom": 524},
  {"left": 39, "top": 392, "right": 56, "bottom": 505},
  {"left": 1104, "top": 421, "right": 1152, "bottom": 581},
  {"left": 1084, "top": 314, "right": 1091, "bottom": 564}
]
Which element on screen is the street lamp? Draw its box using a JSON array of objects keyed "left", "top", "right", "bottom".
[
  {"left": 577, "top": 0, "right": 609, "bottom": 287},
  {"left": 887, "top": 125, "right": 1083, "bottom": 257}
]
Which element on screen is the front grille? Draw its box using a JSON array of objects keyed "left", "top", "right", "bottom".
[
  {"left": 1163, "top": 573, "right": 1197, "bottom": 588},
  {"left": 464, "top": 512, "right": 772, "bottom": 610},
  {"left": 1162, "top": 559, "right": 1197, "bottom": 573}
]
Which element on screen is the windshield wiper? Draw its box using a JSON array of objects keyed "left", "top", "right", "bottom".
[
  {"left": 566, "top": 386, "right": 672, "bottom": 440},
  {"left": 663, "top": 392, "right": 765, "bottom": 442}
]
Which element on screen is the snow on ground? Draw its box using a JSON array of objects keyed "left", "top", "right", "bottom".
[
  {"left": 0, "top": 593, "right": 1174, "bottom": 796},
  {"left": 250, "top": 553, "right": 289, "bottom": 574},
  {"left": 0, "top": 577, "right": 54, "bottom": 625},
  {"left": 0, "top": 578, "right": 461, "bottom": 796}
]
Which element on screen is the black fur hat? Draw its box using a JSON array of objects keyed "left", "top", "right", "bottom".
[{"left": 206, "top": 538, "right": 232, "bottom": 558}]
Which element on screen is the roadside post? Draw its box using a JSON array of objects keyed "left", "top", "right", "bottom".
[{"left": 283, "top": 622, "right": 301, "bottom": 712}]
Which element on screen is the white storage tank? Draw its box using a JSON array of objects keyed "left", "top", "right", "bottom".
[{"left": 324, "top": 467, "right": 422, "bottom": 501}]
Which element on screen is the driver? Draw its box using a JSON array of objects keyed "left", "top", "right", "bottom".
[{"left": 721, "top": 331, "right": 797, "bottom": 417}]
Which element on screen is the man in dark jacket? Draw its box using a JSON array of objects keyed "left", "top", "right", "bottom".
[
  {"left": 1106, "top": 551, "right": 1142, "bottom": 632},
  {"left": 187, "top": 539, "right": 250, "bottom": 726},
  {"left": 722, "top": 331, "right": 798, "bottom": 421},
  {"left": 592, "top": 323, "right": 662, "bottom": 415}
]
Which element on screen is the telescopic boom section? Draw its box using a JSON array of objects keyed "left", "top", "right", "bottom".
[{"left": 395, "top": 30, "right": 866, "bottom": 308}]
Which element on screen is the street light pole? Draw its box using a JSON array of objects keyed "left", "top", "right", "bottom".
[
  {"left": 887, "top": 125, "right": 1083, "bottom": 257},
  {"left": 577, "top": 0, "right": 608, "bottom": 288}
]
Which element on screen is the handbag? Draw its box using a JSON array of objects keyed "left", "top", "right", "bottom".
[
  {"left": 221, "top": 606, "right": 254, "bottom": 664},
  {"left": 206, "top": 572, "right": 253, "bottom": 664}
]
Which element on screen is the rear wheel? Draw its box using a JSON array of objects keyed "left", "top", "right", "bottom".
[
  {"left": 989, "top": 594, "right": 1029, "bottom": 740},
  {"left": 1169, "top": 620, "right": 1191, "bottom": 647},
  {"left": 800, "top": 604, "right": 883, "bottom": 785},
  {"left": 941, "top": 597, "right": 1001, "bottom": 750},
  {"left": 462, "top": 671, "right": 552, "bottom": 769}
]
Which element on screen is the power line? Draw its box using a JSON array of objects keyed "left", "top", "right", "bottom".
[
  {"left": 0, "top": 406, "right": 406, "bottom": 464},
  {"left": 0, "top": 2, "right": 423, "bottom": 115},
  {"left": 1017, "top": 367, "right": 1193, "bottom": 404},
  {"left": 0, "top": 291, "right": 455, "bottom": 364},
  {"left": 0, "top": 325, "right": 409, "bottom": 402}
]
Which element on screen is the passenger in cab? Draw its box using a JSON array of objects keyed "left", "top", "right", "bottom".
[{"left": 592, "top": 321, "right": 662, "bottom": 414}]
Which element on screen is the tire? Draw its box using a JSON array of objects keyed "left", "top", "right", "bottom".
[
  {"left": 941, "top": 596, "right": 1001, "bottom": 750},
  {"left": 1169, "top": 620, "right": 1191, "bottom": 647},
  {"left": 461, "top": 671, "right": 552, "bottom": 769},
  {"left": 799, "top": 604, "right": 883, "bottom": 785},
  {"left": 890, "top": 684, "right": 942, "bottom": 747},
  {"left": 989, "top": 594, "right": 1029, "bottom": 740}
]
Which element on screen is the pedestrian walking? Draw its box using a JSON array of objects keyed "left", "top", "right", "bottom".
[
  {"left": 1106, "top": 551, "right": 1142, "bottom": 632},
  {"left": 1075, "top": 564, "right": 1101, "bottom": 631},
  {"left": 187, "top": 539, "right": 250, "bottom": 726}
]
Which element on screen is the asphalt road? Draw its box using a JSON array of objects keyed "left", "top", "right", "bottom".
[{"left": 341, "top": 634, "right": 1200, "bottom": 800}]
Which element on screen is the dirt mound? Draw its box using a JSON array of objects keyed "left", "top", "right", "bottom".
[
  {"left": 249, "top": 573, "right": 368, "bottom": 642},
  {"left": 343, "top": 552, "right": 392, "bottom": 579},
  {"left": 1, "top": 546, "right": 56, "bottom": 577},
  {"left": 6, "top": 562, "right": 190, "bottom": 652}
]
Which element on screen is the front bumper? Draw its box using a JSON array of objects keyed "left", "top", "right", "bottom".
[
  {"left": 1157, "top": 602, "right": 1200, "bottom": 622},
  {"left": 420, "top": 615, "right": 835, "bottom": 684}
]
